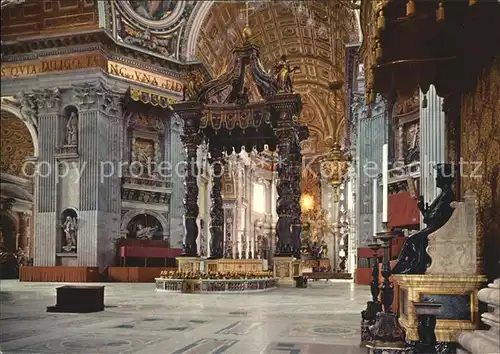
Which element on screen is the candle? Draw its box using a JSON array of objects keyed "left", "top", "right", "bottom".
[
  {"left": 382, "top": 143, "right": 389, "bottom": 223},
  {"left": 373, "top": 178, "right": 377, "bottom": 236}
]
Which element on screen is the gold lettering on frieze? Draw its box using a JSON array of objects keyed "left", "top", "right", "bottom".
[
  {"left": 0, "top": 53, "right": 105, "bottom": 78},
  {"left": 107, "top": 61, "right": 183, "bottom": 93}
]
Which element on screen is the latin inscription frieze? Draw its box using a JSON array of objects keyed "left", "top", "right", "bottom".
[{"left": 1, "top": 53, "right": 105, "bottom": 78}]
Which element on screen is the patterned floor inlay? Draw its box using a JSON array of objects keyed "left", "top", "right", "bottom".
[
  {"left": 171, "top": 338, "right": 238, "bottom": 354},
  {"left": 0, "top": 281, "right": 370, "bottom": 354},
  {"left": 215, "top": 321, "right": 262, "bottom": 335},
  {"left": 11, "top": 334, "right": 163, "bottom": 353},
  {"left": 263, "top": 342, "right": 366, "bottom": 354},
  {"left": 110, "top": 318, "right": 198, "bottom": 332},
  {"left": 283, "top": 323, "right": 358, "bottom": 338}
]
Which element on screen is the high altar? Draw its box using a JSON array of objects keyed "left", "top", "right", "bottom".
[{"left": 172, "top": 22, "right": 309, "bottom": 283}]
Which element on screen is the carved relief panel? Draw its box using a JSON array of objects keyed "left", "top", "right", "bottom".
[
  {"left": 126, "top": 112, "right": 165, "bottom": 179},
  {"left": 112, "top": 1, "right": 196, "bottom": 60}
]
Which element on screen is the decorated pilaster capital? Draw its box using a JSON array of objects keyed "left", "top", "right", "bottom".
[
  {"left": 72, "top": 82, "right": 98, "bottom": 110},
  {"left": 8, "top": 93, "right": 38, "bottom": 131},
  {"left": 96, "top": 83, "right": 123, "bottom": 117},
  {"left": 32, "top": 87, "right": 62, "bottom": 114}
]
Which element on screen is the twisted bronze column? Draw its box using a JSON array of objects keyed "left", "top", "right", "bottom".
[
  {"left": 274, "top": 122, "right": 295, "bottom": 256},
  {"left": 208, "top": 146, "right": 224, "bottom": 259},
  {"left": 180, "top": 115, "right": 202, "bottom": 256}
]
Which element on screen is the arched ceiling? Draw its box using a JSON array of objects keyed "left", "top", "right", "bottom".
[
  {"left": 0, "top": 110, "right": 34, "bottom": 178},
  {"left": 195, "top": 1, "right": 359, "bottom": 154}
]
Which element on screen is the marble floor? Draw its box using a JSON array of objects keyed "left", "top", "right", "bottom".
[{"left": 0, "top": 280, "right": 370, "bottom": 354}]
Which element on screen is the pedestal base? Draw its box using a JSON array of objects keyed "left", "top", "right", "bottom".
[
  {"left": 273, "top": 257, "right": 301, "bottom": 284},
  {"left": 361, "top": 301, "right": 383, "bottom": 346},
  {"left": 176, "top": 257, "right": 202, "bottom": 273},
  {"left": 204, "top": 259, "right": 263, "bottom": 273},
  {"left": 395, "top": 274, "right": 486, "bottom": 343},
  {"left": 366, "top": 312, "right": 408, "bottom": 353},
  {"left": 365, "top": 343, "right": 412, "bottom": 354}
]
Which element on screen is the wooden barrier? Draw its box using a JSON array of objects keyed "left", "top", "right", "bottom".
[
  {"left": 19, "top": 267, "right": 102, "bottom": 282},
  {"left": 107, "top": 267, "right": 176, "bottom": 282},
  {"left": 355, "top": 267, "right": 372, "bottom": 285},
  {"left": 303, "top": 272, "right": 352, "bottom": 280}
]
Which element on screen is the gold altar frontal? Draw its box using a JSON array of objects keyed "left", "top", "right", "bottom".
[
  {"left": 302, "top": 258, "right": 330, "bottom": 269},
  {"left": 176, "top": 257, "right": 203, "bottom": 273},
  {"left": 204, "top": 259, "right": 263, "bottom": 274},
  {"left": 273, "top": 257, "right": 302, "bottom": 284},
  {"left": 395, "top": 274, "right": 487, "bottom": 342}
]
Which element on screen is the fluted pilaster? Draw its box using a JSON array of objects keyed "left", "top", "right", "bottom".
[
  {"left": 169, "top": 114, "right": 185, "bottom": 246},
  {"left": 34, "top": 113, "right": 58, "bottom": 266}
]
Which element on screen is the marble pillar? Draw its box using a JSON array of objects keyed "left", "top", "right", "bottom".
[
  {"left": 245, "top": 166, "right": 252, "bottom": 259},
  {"left": 75, "top": 83, "right": 122, "bottom": 269},
  {"left": 235, "top": 163, "right": 245, "bottom": 258},
  {"left": 33, "top": 91, "right": 59, "bottom": 266},
  {"left": 169, "top": 114, "right": 185, "bottom": 247}
]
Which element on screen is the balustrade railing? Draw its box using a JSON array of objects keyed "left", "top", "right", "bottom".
[{"left": 155, "top": 277, "right": 278, "bottom": 293}]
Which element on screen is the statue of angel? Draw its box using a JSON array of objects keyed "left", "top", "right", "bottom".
[{"left": 62, "top": 216, "right": 77, "bottom": 252}]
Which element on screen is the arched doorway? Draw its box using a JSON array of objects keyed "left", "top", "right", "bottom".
[{"left": 0, "top": 109, "right": 36, "bottom": 260}]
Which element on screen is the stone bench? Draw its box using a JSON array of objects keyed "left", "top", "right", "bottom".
[{"left": 47, "top": 285, "right": 105, "bottom": 313}]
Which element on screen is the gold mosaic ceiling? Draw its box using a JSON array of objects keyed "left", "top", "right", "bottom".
[{"left": 196, "top": 1, "right": 359, "bottom": 154}]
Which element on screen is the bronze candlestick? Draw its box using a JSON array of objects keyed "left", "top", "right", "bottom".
[{"left": 374, "top": 222, "right": 395, "bottom": 313}]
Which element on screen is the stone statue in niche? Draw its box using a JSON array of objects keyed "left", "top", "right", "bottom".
[
  {"left": 392, "top": 163, "right": 456, "bottom": 274},
  {"left": 135, "top": 223, "right": 158, "bottom": 240},
  {"left": 274, "top": 54, "right": 300, "bottom": 93},
  {"left": 65, "top": 110, "right": 78, "bottom": 146},
  {"left": 62, "top": 216, "right": 77, "bottom": 252}
]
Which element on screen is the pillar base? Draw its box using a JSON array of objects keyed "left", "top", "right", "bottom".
[
  {"left": 273, "top": 256, "right": 301, "bottom": 284},
  {"left": 176, "top": 257, "right": 202, "bottom": 273}
]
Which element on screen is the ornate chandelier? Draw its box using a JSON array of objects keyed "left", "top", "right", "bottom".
[{"left": 320, "top": 142, "right": 351, "bottom": 201}]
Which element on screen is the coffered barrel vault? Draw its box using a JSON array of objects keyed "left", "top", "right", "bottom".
[{"left": 191, "top": 0, "right": 359, "bottom": 154}]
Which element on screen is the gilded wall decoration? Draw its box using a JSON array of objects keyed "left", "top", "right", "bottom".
[
  {"left": 0, "top": 111, "right": 34, "bottom": 178},
  {"left": 0, "top": 0, "right": 98, "bottom": 40},
  {"left": 461, "top": 59, "right": 500, "bottom": 279},
  {"left": 195, "top": 1, "right": 358, "bottom": 153},
  {"left": 113, "top": 1, "right": 196, "bottom": 59},
  {"left": 300, "top": 167, "right": 321, "bottom": 216}
]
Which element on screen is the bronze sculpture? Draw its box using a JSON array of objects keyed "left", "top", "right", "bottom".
[
  {"left": 274, "top": 54, "right": 299, "bottom": 93},
  {"left": 392, "top": 163, "right": 456, "bottom": 274}
]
